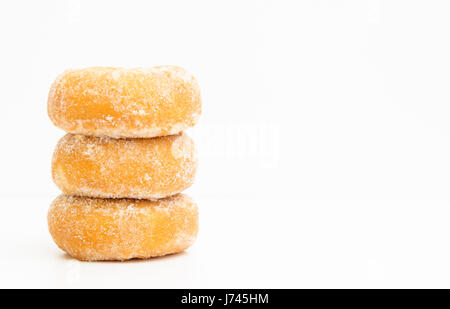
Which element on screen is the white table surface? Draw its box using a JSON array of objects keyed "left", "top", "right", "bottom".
[{"left": 2, "top": 196, "right": 450, "bottom": 289}]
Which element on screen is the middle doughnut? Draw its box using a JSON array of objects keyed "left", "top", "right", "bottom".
[{"left": 52, "top": 132, "right": 197, "bottom": 199}]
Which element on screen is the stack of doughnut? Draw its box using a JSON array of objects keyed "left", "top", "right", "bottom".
[{"left": 47, "top": 66, "right": 201, "bottom": 261}]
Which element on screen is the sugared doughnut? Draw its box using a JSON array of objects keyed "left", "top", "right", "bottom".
[
  {"left": 52, "top": 132, "right": 197, "bottom": 199},
  {"left": 48, "top": 194, "right": 199, "bottom": 261},
  {"left": 47, "top": 66, "right": 201, "bottom": 138}
]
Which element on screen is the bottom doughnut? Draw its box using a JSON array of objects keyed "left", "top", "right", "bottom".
[{"left": 48, "top": 194, "right": 198, "bottom": 261}]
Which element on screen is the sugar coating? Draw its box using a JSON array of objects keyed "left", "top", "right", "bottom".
[
  {"left": 48, "top": 194, "right": 199, "bottom": 261},
  {"left": 47, "top": 66, "right": 201, "bottom": 138},
  {"left": 52, "top": 132, "right": 197, "bottom": 199}
]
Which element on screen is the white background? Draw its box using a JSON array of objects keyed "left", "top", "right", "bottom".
[{"left": 1, "top": 0, "right": 450, "bottom": 288}]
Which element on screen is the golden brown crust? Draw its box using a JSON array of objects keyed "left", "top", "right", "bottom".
[
  {"left": 47, "top": 66, "right": 201, "bottom": 138},
  {"left": 52, "top": 132, "right": 197, "bottom": 199},
  {"left": 48, "top": 194, "right": 199, "bottom": 261}
]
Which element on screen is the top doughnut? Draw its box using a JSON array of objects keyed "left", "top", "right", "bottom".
[{"left": 48, "top": 66, "right": 201, "bottom": 138}]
